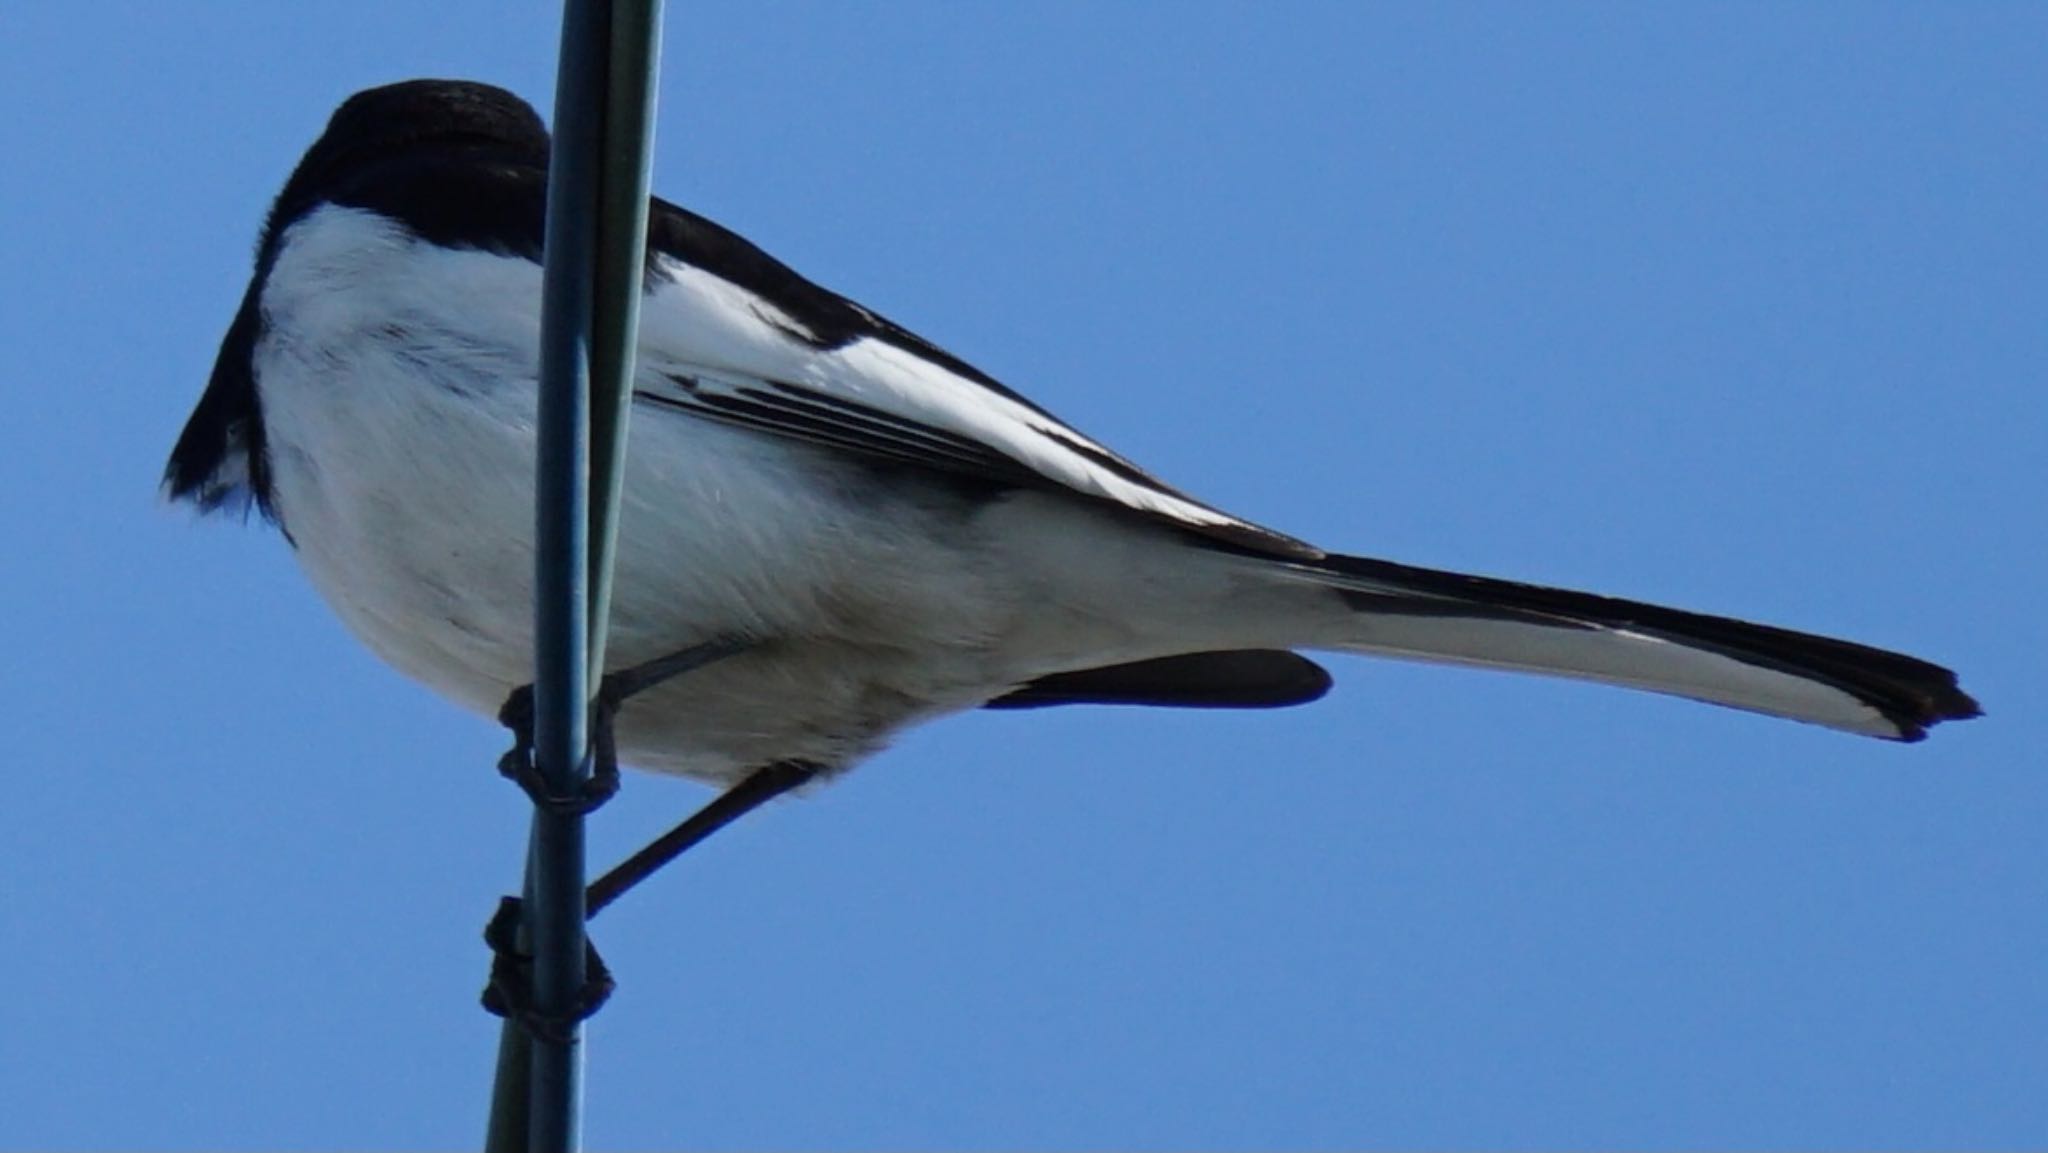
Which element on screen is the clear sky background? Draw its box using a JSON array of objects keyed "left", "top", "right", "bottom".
[{"left": 2, "top": 3, "right": 2041, "bottom": 1148}]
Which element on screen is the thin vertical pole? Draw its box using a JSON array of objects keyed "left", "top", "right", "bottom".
[
  {"left": 587, "top": 2, "right": 664, "bottom": 682},
  {"left": 484, "top": 3, "right": 666, "bottom": 1151}
]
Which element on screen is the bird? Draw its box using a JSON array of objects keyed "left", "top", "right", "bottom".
[{"left": 166, "top": 78, "right": 1979, "bottom": 883}]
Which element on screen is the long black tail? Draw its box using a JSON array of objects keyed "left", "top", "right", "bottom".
[{"left": 1296, "top": 552, "right": 1979, "bottom": 740}]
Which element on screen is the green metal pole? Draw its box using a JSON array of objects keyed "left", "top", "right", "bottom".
[
  {"left": 484, "top": 3, "right": 665, "bottom": 1151},
  {"left": 587, "top": 2, "right": 663, "bottom": 683}
]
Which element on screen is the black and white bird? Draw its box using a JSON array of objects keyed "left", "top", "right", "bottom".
[{"left": 168, "top": 80, "right": 1978, "bottom": 822}]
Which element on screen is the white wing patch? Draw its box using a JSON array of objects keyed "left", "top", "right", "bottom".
[{"left": 634, "top": 256, "right": 1317, "bottom": 558}]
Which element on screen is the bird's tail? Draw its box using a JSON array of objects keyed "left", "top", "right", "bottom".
[{"left": 1274, "top": 551, "right": 1979, "bottom": 740}]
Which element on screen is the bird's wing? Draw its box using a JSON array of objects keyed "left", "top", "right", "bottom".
[{"left": 630, "top": 199, "right": 1319, "bottom": 560}]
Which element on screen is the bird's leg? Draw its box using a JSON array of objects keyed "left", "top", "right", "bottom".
[
  {"left": 483, "top": 636, "right": 750, "bottom": 1034},
  {"left": 587, "top": 759, "right": 820, "bottom": 916},
  {"left": 481, "top": 760, "right": 820, "bottom": 1030},
  {"left": 494, "top": 636, "right": 750, "bottom": 814}
]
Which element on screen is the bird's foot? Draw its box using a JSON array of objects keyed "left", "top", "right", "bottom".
[
  {"left": 495, "top": 685, "right": 619, "bottom": 816},
  {"left": 480, "top": 896, "right": 615, "bottom": 1042},
  {"left": 494, "top": 636, "right": 749, "bottom": 814}
]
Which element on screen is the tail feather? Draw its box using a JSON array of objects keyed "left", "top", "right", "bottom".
[{"left": 1293, "top": 552, "right": 1979, "bottom": 741}]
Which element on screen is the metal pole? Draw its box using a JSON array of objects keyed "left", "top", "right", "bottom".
[
  {"left": 484, "top": 3, "right": 665, "bottom": 1151},
  {"left": 587, "top": 2, "right": 664, "bottom": 682}
]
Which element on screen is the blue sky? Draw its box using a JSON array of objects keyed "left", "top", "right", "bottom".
[{"left": 2, "top": 3, "right": 2042, "bottom": 1147}]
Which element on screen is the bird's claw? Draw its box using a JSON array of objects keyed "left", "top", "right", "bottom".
[
  {"left": 495, "top": 684, "right": 621, "bottom": 816},
  {"left": 480, "top": 896, "right": 616, "bottom": 1042}
]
